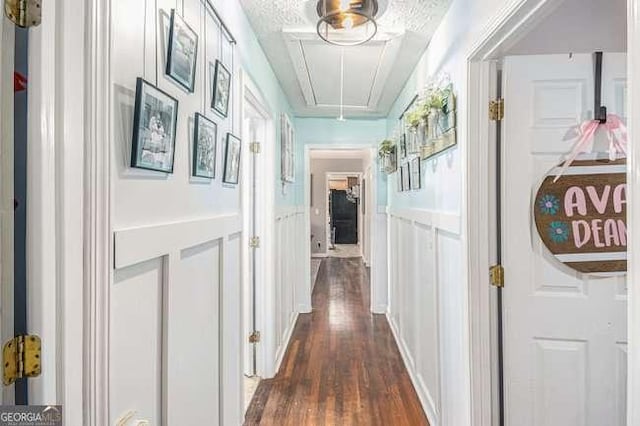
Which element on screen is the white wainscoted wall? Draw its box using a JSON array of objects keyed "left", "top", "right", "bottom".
[
  {"left": 387, "top": 207, "right": 463, "bottom": 426},
  {"left": 268, "top": 206, "right": 308, "bottom": 375},
  {"left": 108, "top": 0, "right": 245, "bottom": 424},
  {"left": 106, "top": 0, "right": 298, "bottom": 424},
  {"left": 112, "top": 216, "right": 242, "bottom": 425}
]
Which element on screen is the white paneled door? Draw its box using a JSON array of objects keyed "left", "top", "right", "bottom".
[{"left": 502, "top": 54, "right": 627, "bottom": 425}]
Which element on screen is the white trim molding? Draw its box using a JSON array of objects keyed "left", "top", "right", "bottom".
[
  {"left": 24, "top": 0, "right": 88, "bottom": 419},
  {"left": 239, "top": 69, "right": 277, "bottom": 382},
  {"left": 114, "top": 215, "right": 242, "bottom": 269},
  {"left": 84, "top": 0, "right": 112, "bottom": 424},
  {"left": 388, "top": 208, "right": 461, "bottom": 235}
]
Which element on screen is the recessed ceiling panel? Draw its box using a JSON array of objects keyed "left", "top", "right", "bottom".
[
  {"left": 302, "top": 42, "right": 385, "bottom": 107},
  {"left": 240, "top": 0, "right": 453, "bottom": 118}
]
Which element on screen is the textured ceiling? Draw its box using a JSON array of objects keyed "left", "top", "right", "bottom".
[
  {"left": 240, "top": 0, "right": 452, "bottom": 118},
  {"left": 241, "top": 0, "right": 450, "bottom": 37}
]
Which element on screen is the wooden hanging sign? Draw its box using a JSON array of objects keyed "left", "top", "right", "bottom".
[{"left": 533, "top": 157, "right": 627, "bottom": 274}]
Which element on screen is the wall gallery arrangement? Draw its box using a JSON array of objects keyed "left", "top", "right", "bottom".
[
  {"left": 166, "top": 9, "right": 198, "bottom": 92},
  {"left": 223, "top": 133, "right": 242, "bottom": 184},
  {"left": 379, "top": 76, "right": 457, "bottom": 193},
  {"left": 193, "top": 113, "right": 217, "bottom": 178},
  {"left": 130, "top": 8, "right": 241, "bottom": 186},
  {"left": 281, "top": 113, "right": 295, "bottom": 183},
  {"left": 212, "top": 60, "right": 231, "bottom": 117},
  {"left": 131, "top": 77, "right": 179, "bottom": 173},
  {"left": 378, "top": 139, "right": 397, "bottom": 174},
  {"left": 410, "top": 157, "right": 421, "bottom": 190}
]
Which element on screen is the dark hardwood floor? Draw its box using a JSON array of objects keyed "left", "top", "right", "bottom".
[{"left": 244, "top": 257, "right": 429, "bottom": 426}]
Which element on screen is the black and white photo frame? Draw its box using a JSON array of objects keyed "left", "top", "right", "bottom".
[
  {"left": 212, "top": 60, "right": 231, "bottom": 117},
  {"left": 281, "top": 113, "right": 295, "bottom": 183},
  {"left": 131, "top": 77, "right": 179, "bottom": 173},
  {"left": 193, "top": 113, "right": 217, "bottom": 178},
  {"left": 401, "top": 163, "right": 410, "bottom": 192},
  {"left": 223, "top": 133, "right": 242, "bottom": 184},
  {"left": 410, "top": 157, "right": 421, "bottom": 190},
  {"left": 166, "top": 9, "right": 198, "bottom": 92}
]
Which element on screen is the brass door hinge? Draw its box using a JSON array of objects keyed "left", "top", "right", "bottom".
[
  {"left": 249, "top": 142, "right": 261, "bottom": 154},
  {"left": 3, "top": 335, "right": 41, "bottom": 385},
  {"left": 490, "top": 264, "right": 504, "bottom": 288},
  {"left": 4, "top": 0, "right": 41, "bottom": 28},
  {"left": 489, "top": 98, "right": 504, "bottom": 121},
  {"left": 249, "top": 236, "right": 260, "bottom": 248},
  {"left": 248, "top": 331, "right": 261, "bottom": 344}
]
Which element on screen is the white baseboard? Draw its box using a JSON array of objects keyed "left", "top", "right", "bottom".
[
  {"left": 387, "top": 314, "right": 440, "bottom": 426},
  {"left": 311, "top": 252, "right": 328, "bottom": 258},
  {"left": 371, "top": 304, "right": 387, "bottom": 314},
  {"left": 297, "top": 303, "right": 312, "bottom": 314}
]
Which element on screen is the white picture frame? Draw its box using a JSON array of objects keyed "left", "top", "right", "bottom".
[{"left": 281, "top": 113, "right": 295, "bottom": 183}]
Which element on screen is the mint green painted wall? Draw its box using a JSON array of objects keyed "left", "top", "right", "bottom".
[
  {"left": 211, "top": 0, "right": 298, "bottom": 207},
  {"left": 384, "top": 32, "right": 463, "bottom": 213},
  {"left": 295, "top": 117, "right": 388, "bottom": 205},
  {"left": 381, "top": 0, "right": 508, "bottom": 214}
]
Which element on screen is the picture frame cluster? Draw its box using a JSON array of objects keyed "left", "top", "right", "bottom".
[
  {"left": 397, "top": 157, "right": 421, "bottom": 192},
  {"left": 130, "top": 8, "right": 240, "bottom": 186},
  {"left": 383, "top": 77, "right": 457, "bottom": 193},
  {"left": 400, "top": 82, "right": 457, "bottom": 161}
]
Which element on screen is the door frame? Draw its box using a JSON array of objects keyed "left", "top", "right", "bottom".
[
  {"left": 0, "top": 11, "right": 15, "bottom": 406},
  {"left": 239, "top": 70, "right": 276, "bottom": 380},
  {"left": 11, "top": 0, "right": 88, "bottom": 421},
  {"left": 628, "top": 2, "right": 640, "bottom": 424},
  {"left": 84, "top": 0, "right": 112, "bottom": 424},
  {"left": 325, "top": 172, "right": 363, "bottom": 252},
  {"left": 304, "top": 145, "right": 381, "bottom": 313},
  {"left": 464, "top": 0, "right": 638, "bottom": 424}
]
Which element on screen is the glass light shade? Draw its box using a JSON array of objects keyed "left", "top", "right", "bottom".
[{"left": 316, "top": 0, "right": 378, "bottom": 46}]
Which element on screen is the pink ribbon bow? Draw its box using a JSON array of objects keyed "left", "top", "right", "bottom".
[{"left": 554, "top": 114, "right": 628, "bottom": 182}]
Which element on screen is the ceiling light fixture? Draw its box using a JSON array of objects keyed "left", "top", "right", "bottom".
[{"left": 316, "top": 0, "right": 378, "bottom": 46}]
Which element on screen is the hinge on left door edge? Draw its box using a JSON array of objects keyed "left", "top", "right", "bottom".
[
  {"left": 489, "top": 264, "right": 504, "bottom": 288},
  {"left": 3, "top": 335, "right": 41, "bottom": 385},
  {"left": 249, "top": 142, "right": 261, "bottom": 154},
  {"left": 4, "top": 0, "right": 41, "bottom": 28},
  {"left": 489, "top": 98, "right": 504, "bottom": 121},
  {"left": 248, "top": 331, "right": 261, "bottom": 344},
  {"left": 249, "top": 236, "right": 260, "bottom": 248}
]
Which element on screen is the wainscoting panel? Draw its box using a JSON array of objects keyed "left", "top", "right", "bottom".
[
  {"left": 166, "top": 240, "right": 221, "bottom": 424},
  {"left": 388, "top": 208, "right": 461, "bottom": 426},
  {"left": 272, "top": 206, "right": 306, "bottom": 374},
  {"left": 110, "top": 257, "right": 164, "bottom": 425},
  {"left": 110, "top": 215, "right": 242, "bottom": 426},
  {"left": 371, "top": 209, "right": 389, "bottom": 313}
]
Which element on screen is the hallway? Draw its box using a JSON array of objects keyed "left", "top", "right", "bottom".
[
  {"left": 245, "top": 258, "right": 428, "bottom": 425},
  {"left": 3, "top": 0, "right": 637, "bottom": 423}
]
